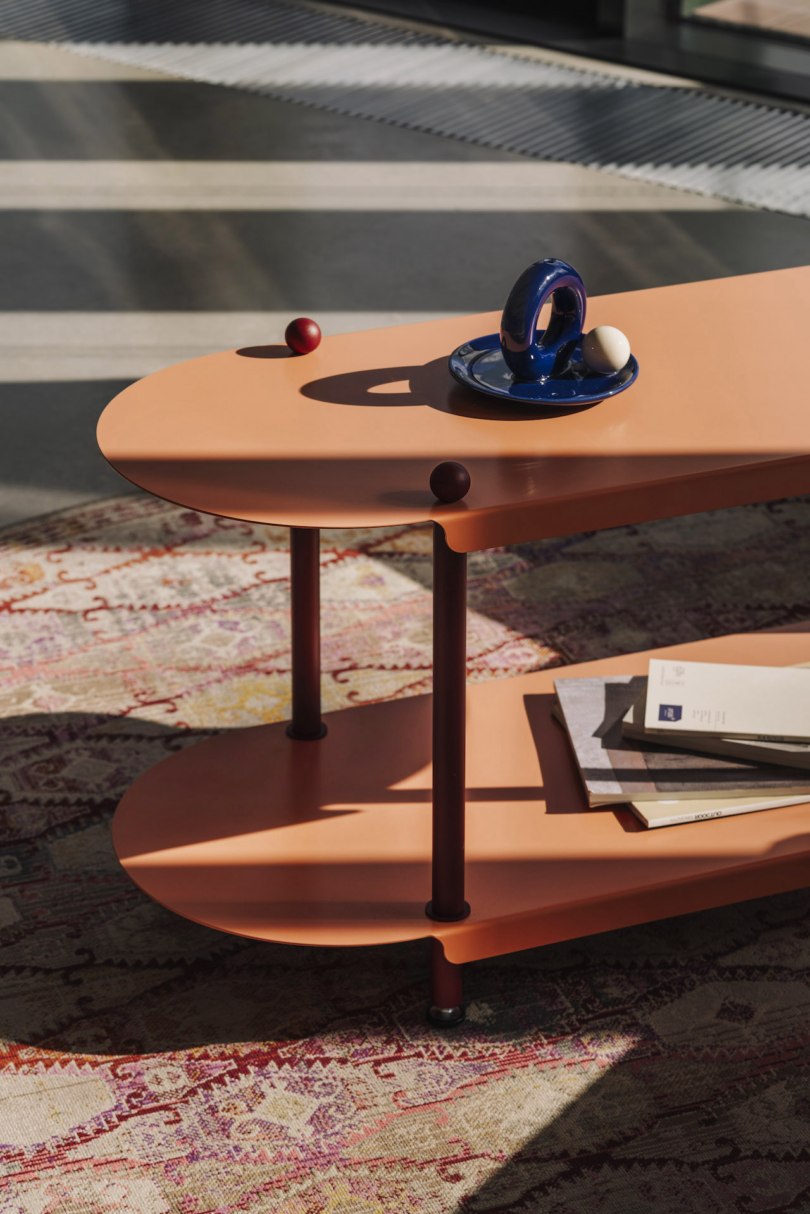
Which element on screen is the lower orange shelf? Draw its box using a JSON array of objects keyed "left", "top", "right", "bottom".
[{"left": 113, "top": 631, "right": 810, "bottom": 965}]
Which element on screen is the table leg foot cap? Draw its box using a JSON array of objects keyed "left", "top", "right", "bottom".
[
  {"left": 427, "top": 1003, "right": 465, "bottom": 1028},
  {"left": 424, "top": 900, "right": 471, "bottom": 922},
  {"left": 285, "top": 723, "right": 328, "bottom": 740}
]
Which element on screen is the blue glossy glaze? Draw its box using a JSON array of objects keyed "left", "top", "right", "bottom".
[
  {"left": 448, "top": 331, "right": 638, "bottom": 407},
  {"left": 500, "top": 258, "right": 587, "bottom": 381},
  {"left": 449, "top": 258, "right": 638, "bottom": 407}
]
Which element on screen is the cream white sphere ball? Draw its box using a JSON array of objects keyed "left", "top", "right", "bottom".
[{"left": 581, "top": 325, "right": 631, "bottom": 374}]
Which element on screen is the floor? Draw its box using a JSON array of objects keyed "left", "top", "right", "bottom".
[
  {"left": 5, "top": 24, "right": 810, "bottom": 1213},
  {"left": 2, "top": 29, "right": 810, "bottom": 527}
]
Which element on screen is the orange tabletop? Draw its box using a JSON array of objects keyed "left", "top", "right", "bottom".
[
  {"left": 98, "top": 266, "right": 810, "bottom": 553},
  {"left": 113, "top": 630, "right": 810, "bottom": 964}
]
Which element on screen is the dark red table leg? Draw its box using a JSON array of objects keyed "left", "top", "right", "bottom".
[
  {"left": 426, "top": 523, "right": 469, "bottom": 1025},
  {"left": 286, "top": 526, "right": 327, "bottom": 741},
  {"left": 429, "top": 940, "right": 464, "bottom": 1026}
]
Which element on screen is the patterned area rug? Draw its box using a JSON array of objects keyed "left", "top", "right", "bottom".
[{"left": 3, "top": 492, "right": 810, "bottom": 1213}]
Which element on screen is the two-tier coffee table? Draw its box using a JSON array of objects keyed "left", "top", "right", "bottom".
[{"left": 99, "top": 265, "right": 810, "bottom": 1025}]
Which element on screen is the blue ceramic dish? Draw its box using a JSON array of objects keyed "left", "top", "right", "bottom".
[
  {"left": 449, "top": 258, "right": 639, "bottom": 407},
  {"left": 448, "top": 332, "right": 639, "bottom": 406}
]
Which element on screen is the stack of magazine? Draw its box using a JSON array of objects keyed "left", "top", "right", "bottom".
[{"left": 554, "top": 659, "right": 810, "bottom": 828}]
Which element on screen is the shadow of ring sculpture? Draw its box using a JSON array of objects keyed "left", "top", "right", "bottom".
[{"left": 449, "top": 258, "right": 639, "bottom": 406}]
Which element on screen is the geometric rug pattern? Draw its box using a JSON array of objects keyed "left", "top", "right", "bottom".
[
  {"left": 0, "top": 493, "right": 555, "bottom": 731},
  {"left": 2, "top": 492, "right": 810, "bottom": 1212}
]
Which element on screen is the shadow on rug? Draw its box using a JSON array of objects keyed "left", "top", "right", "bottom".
[{"left": 2, "top": 493, "right": 810, "bottom": 1213}]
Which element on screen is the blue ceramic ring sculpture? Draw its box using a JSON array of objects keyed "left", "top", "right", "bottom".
[
  {"left": 500, "top": 259, "right": 587, "bottom": 380},
  {"left": 448, "top": 257, "right": 639, "bottom": 407}
]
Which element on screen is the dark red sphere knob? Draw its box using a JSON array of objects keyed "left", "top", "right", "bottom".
[
  {"left": 285, "top": 317, "right": 322, "bottom": 354},
  {"left": 430, "top": 461, "right": 470, "bottom": 503}
]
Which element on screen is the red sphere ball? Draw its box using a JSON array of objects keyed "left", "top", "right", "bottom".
[
  {"left": 285, "top": 317, "right": 322, "bottom": 354},
  {"left": 430, "top": 461, "right": 471, "bottom": 503}
]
